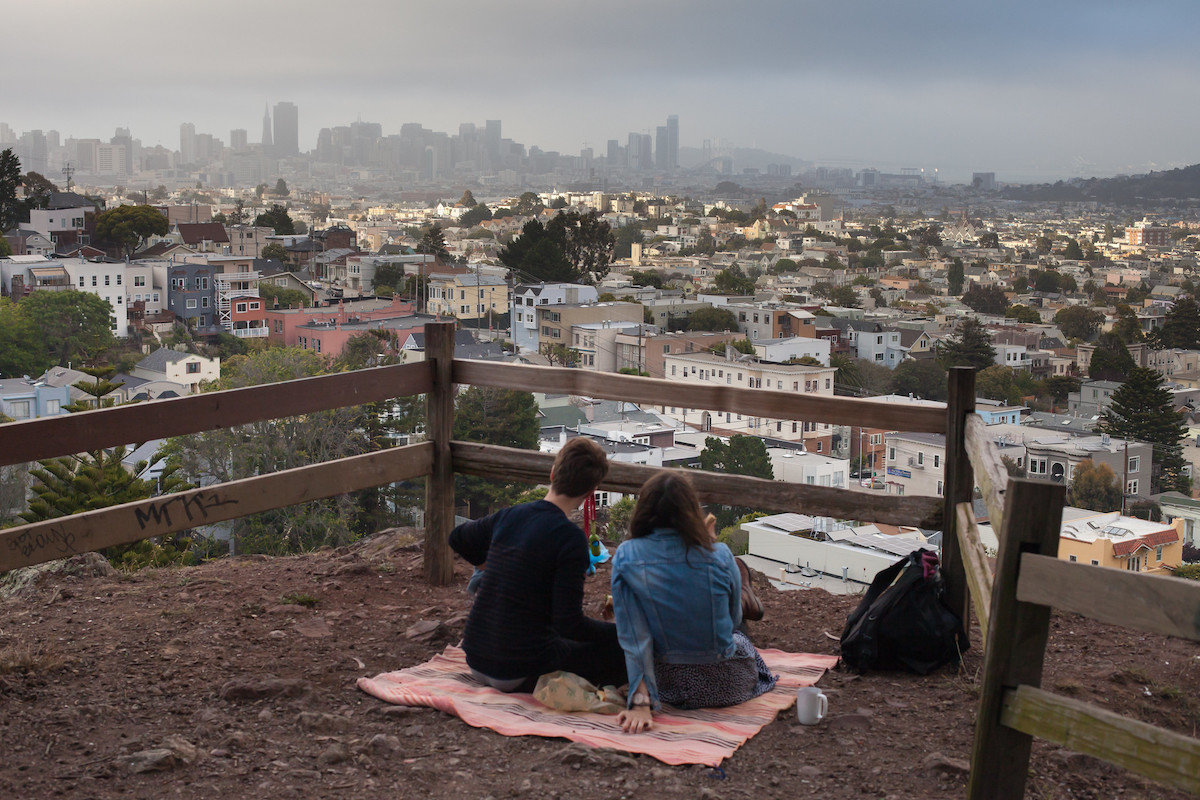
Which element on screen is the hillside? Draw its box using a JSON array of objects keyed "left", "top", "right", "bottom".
[
  {"left": 1004, "top": 163, "right": 1200, "bottom": 204},
  {"left": 1, "top": 530, "right": 1196, "bottom": 800}
]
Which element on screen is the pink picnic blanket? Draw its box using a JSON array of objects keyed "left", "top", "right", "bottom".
[{"left": 357, "top": 644, "right": 838, "bottom": 766}]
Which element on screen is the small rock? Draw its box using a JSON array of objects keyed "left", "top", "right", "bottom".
[
  {"left": 293, "top": 617, "right": 332, "bottom": 638},
  {"left": 367, "top": 734, "right": 401, "bottom": 754},
  {"left": 296, "top": 712, "right": 354, "bottom": 732},
  {"left": 161, "top": 735, "right": 203, "bottom": 765},
  {"left": 827, "top": 713, "right": 871, "bottom": 732},
  {"left": 121, "top": 748, "right": 181, "bottom": 774},
  {"left": 219, "top": 676, "right": 310, "bottom": 701},
  {"left": 405, "top": 619, "right": 447, "bottom": 643},
  {"left": 318, "top": 743, "right": 349, "bottom": 765},
  {"left": 258, "top": 709, "right": 274, "bottom": 721},
  {"left": 922, "top": 752, "right": 970, "bottom": 775},
  {"left": 209, "top": 748, "right": 230, "bottom": 758},
  {"left": 220, "top": 730, "right": 253, "bottom": 750},
  {"left": 268, "top": 630, "right": 287, "bottom": 639}
]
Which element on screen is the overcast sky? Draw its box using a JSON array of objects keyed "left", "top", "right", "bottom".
[{"left": 5, "top": 0, "right": 1199, "bottom": 183}]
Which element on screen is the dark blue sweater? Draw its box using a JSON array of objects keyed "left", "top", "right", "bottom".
[{"left": 449, "top": 500, "right": 610, "bottom": 680}]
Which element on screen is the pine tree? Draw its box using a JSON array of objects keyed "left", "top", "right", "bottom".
[
  {"left": 1153, "top": 297, "right": 1200, "bottom": 350},
  {"left": 1099, "top": 367, "right": 1189, "bottom": 494},
  {"left": 938, "top": 317, "right": 996, "bottom": 371},
  {"left": 1089, "top": 332, "right": 1137, "bottom": 381}
]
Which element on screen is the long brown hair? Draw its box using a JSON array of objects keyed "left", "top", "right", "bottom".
[{"left": 628, "top": 471, "right": 712, "bottom": 550}]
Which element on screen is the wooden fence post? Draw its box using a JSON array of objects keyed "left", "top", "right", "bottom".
[
  {"left": 966, "top": 478, "right": 1065, "bottom": 800},
  {"left": 424, "top": 321, "right": 456, "bottom": 586},
  {"left": 941, "top": 366, "right": 975, "bottom": 634}
]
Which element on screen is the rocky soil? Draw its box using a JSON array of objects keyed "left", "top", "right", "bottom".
[{"left": 1, "top": 529, "right": 1197, "bottom": 800}]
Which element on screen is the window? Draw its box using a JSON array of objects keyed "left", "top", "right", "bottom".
[
  {"left": 1091, "top": 559, "right": 1099, "bottom": 565},
  {"left": 1069, "top": 555, "right": 1078, "bottom": 562},
  {"left": 195, "top": 277, "right": 209, "bottom": 290},
  {"left": 79, "top": 276, "right": 85, "bottom": 287},
  {"left": 187, "top": 362, "right": 201, "bottom": 374},
  {"left": 134, "top": 275, "right": 146, "bottom": 287},
  {"left": 937, "top": 480, "right": 943, "bottom": 496},
  {"left": 933, "top": 454, "right": 940, "bottom": 468},
  {"left": 236, "top": 302, "right": 247, "bottom": 313},
  {"left": 825, "top": 379, "right": 831, "bottom": 389},
  {"left": 1128, "top": 456, "right": 1139, "bottom": 472},
  {"left": 889, "top": 447, "right": 896, "bottom": 461},
  {"left": 249, "top": 302, "right": 260, "bottom": 310},
  {"left": 917, "top": 452, "right": 924, "bottom": 465},
  {"left": 869, "top": 434, "right": 882, "bottom": 445},
  {"left": 104, "top": 275, "right": 110, "bottom": 285},
  {"left": 152, "top": 292, "right": 160, "bottom": 302},
  {"left": 92, "top": 275, "right": 97, "bottom": 286},
  {"left": 5, "top": 400, "right": 31, "bottom": 419},
  {"left": 671, "top": 365, "right": 676, "bottom": 376},
  {"left": 201, "top": 297, "right": 209, "bottom": 308},
  {"left": 793, "top": 423, "right": 797, "bottom": 433},
  {"left": 1028, "top": 458, "right": 1047, "bottom": 475},
  {"left": 1127, "top": 479, "right": 1138, "bottom": 495},
  {"left": 1155, "top": 545, "right": 1164, "bottom": 561},
  {"left": 186, "top": 299, "right": 198, "bottom": 309}
]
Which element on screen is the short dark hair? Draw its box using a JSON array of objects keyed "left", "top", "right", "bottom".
[
  {"left": 551, "top": 437, "right": 609, "bottom": 497},
  {"left": 629, "top": 471, "right": 712, "bottom": 551}
]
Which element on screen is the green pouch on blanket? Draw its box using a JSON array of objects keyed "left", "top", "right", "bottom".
[{"left": 533, "top": 671, "right": 624, "bottom": 714}]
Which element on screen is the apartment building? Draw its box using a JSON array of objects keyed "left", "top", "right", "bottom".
[
  {"left": 426, "top": 271, "right": 508, "bottom": 322},
  {"left": 527, "top": 301, "right": 642, "bottom": 357},
  {"left": 62, "top": 259, "right": 129, "bottom": 337},
  {"left": 658, "top": 350, "right": 837, "bottom": 452}
]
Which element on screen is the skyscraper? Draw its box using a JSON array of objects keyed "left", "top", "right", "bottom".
[
  {"left": 655, "top": 125, "right": 669, "bottom": 170},
  {"left": 666, "top": 115, "right": 679, "bottom": 171},
  {"left": 180, "top": 122, "right": 196, "bottom": 165},
  {"left": 261, "top": 104, "right": 273, "bottom": 154},
  {"left": 273, "top": 101, "right": 299, "bottom": 157}
]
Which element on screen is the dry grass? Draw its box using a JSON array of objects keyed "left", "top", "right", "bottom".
[{"left": 0, "top": 642, "right": 69, "bottom": 675}]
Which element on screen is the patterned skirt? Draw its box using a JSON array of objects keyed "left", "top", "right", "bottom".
[{"left": 654, "top": 630, "right": 778, "bottom": 710}]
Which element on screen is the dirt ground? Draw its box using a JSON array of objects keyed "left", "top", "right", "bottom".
[{"left": 1, "top": 529, "right": 1197, "bottom": 800}]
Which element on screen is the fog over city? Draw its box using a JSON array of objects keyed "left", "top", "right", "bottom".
[{"left": 6, "top": 0, "right": 1199, "bottom": 183}]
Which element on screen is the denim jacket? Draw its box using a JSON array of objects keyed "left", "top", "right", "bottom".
[{"left": 610, "top": 529, "right": 742, "bottom": 709}]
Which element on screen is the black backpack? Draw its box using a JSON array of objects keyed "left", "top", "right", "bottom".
[{"left": 839, "top": 550, "right": 968, "bottom": 675}]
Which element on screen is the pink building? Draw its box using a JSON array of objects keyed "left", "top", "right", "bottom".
[{"left": 264, "top": 295, "right": 418, "bottom": 348}]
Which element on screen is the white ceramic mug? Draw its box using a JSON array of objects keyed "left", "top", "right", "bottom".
[{"left": 796, "top": 685, "right": 828, "bottom": 725}]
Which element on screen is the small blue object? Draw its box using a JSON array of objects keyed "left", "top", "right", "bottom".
[
  {"left": 585, "top": 541, "right": 610, "bottom": 576},
  {"left": 707, "top": 766, "right": 727, "bottom": 780}
]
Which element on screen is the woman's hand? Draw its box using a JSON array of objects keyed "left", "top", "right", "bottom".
[
  {"left": 705, "top": 513, "right": 717, "bottom": 542},
  {"left": 617, "top": 706, "right": 653, "bottom": 734}
]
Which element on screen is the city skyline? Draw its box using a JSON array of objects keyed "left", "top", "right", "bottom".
[{"left": 4, "top": 1, "right": 1200, "bottom": 183}]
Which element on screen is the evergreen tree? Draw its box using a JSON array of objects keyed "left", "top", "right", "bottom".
[
  {"left": 1099, "top": 367, "right": 1189, "bottom": 494},
  {"left": 416, "top": 224, "right": 450, "bottom": 263},
  {"left": 697, "top": 435, "right": 774, "bottom": 529},
  {"left": 1152, "top": 297, "right": 1200, "bottom": 350},
  {"left": 1111, "top": 303, "right": 1144, "bottom": 343},
  {"left": 452, "top": 386, "right": 540, "bottom": 516},
  {"left": 891, "top": 359, "right": 948, "bottom": 401},
  {"left": 938, "top": 317, "right": 996, "bottom": 371},
  {"left": 947, "top": 257, "right": 965, "bottom": 295},
  {"left": 1089, "top": 332, "right": 1136, "bottom": 381}
]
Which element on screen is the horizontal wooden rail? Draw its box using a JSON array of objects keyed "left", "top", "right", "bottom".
[
  {"left": 1000, "top": 685, "right": 1200, "bottom": 796},
  {"left": 1016, "top": 553, "right": 1200, "bottom": 642},
  {"left": 0, "top": 361, "right": 433, "bottom": 467},
  {"left": 451, "top": 441, "right": 944, "bottom": 528},
  {"left": 453, "top": 360, "right": 948, "bottom": 435},
  {"left": 964, "top": 415, "right": 1010, "bottom": 531},
  {"left": 0, "top": 443, "right": 433, "bottom": 573},
  {"left": 955, "top": 502, "right": 994, "bottom": 642}
]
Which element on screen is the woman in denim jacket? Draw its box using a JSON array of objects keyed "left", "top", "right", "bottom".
[{"left": 611, "top": 472, "right": 777, "bottom": 733}]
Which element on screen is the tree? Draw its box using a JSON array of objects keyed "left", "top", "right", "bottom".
[
  {"left": 939, "top": 317, "right": 996, "bottom": 371},
  {"left": 416, "top": 224, "right": 450, "bottom": 262},
  {"left": 1041, "top": 375, "right": 1080, "bottom": 406},
  {"left": 977, "top": 231, "right": 1000, "bottom": 249},
  {"left": 257, "top": 283, "right": 311, "bottom": 309},
  {"left": 976, "top": 365, "right": 1020, "bottom": 405},
  {"left": 697, "top": 435, "right": 773, "bottom": 529},
  {"left": 961, "top": 285, "right": 1009, "bottom": 315},
  {"left": 1062, "top": 239, "right": 1084, "bottom": 260},
  {"left": 253, "top": 204, "right": 296, "bottom": 236},
  {"left": 274, "top": 178, "right": 289, "bottom": 197},
  {"left": 1089, "top": 332, "right": 1136, "bottom": 381},
  {"left": 545, "top": 210, "right": 615, "bottom": 283},
  {"left": 713, "top": 265, "right": 756, "bottom": 295},
  {"left": 1067, "top": 460, "right": 1123, "bottom": 512},
  {"left": 891, "top": 359, "right": 948, "bottom": 401},
  {"left": 261, "top": 242, "right": 289, "bottom": 263},
  {"left": 540, "top": 342, "right": 580, "bottom": 367},
  {"left": 1100, "top": 367, "right": 1189, "bottom": 494},
  {"left": 829, "top": 285, "right": 859, "bottom": 308},
  {"left": 17, "top": 290, "right": 116, "bottom": 370},
  {"left": 1153, "top": 297, "right": 1200, "bottom": 350},
  {"left": 167, "top": 348, "right": 378, "bottom": 554},
  {"left": 629, "top": 269, "right": 663, "bottom": 289},
  {"left": 947, "top": 257, "right": 965, "bottom": 295},
  {"left": 0, "top": 297, "right": 43, "bottom": 378},
  {"left": 95, "top": 204, "right": 170, "bottom": 259},
  {"left": 773, "top": 258, "right": 797, "bottom": 274},
  {"left": 514, "top": 191, "right": 543, "bottom": 216},
  {"left": 1005, "top": 304, "right": 1041, "bottom": 324},
  {"left": 21, "top": 171, "right": 57, "bottom": 209},
  {"left": 1112, "top": 304, "right": 1144, "bottom": 343},
  {"left": 452, "top": 386, "right": 540, "bottom": 515},
  {"left": 459, "top": 203, "right": 492, "bottom": 228},
  {"left": 1054, "top": 306, "right": 1104, "bottom": 340},
  {"left": 459, "top": 189, "right": 477, "bottom": 208},
  {"left": 685, "top": 306, "right": 738, "bottom": 332},
  {"left": 0, "top": 148, "right": 25, "bottom": 230},
  {"left": 614, "top": 223, "right": 647, "bottom": 259}
]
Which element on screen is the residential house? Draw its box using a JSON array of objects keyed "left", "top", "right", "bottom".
[
  {"left": 0, "top": 377, "right": 70, "bottom": 421},
  {"left": 132, "top": 350, "right": 220, "bottom": 394},
  {"left": 426, "top": 271, "right": 509, "bottom": 323},
  {"left": 62, "top": 259, "right": 129, "bottom": 337},
  {"left": 1020, "top": 433, "right": 1151, "bottom": 497},
  {"left": 753, "top": 336, "right": 831, "bottom": 365},
  {"left": 1153, "top": 491, "right": 1200, "bottom": 548},
  {"left": 526, "top": 300, "right": 641, "bottom": 357},
  {"left": 510, "top": 283, "right": 599, "bottom": 353},
  {"left": 265, "top": 295, "right": 418, "bottom": 348},
  {"left": 176, "top": 222, "right": 231, "bottom": 254}
]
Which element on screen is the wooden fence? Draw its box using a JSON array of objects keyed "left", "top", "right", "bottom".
[{"left": 13, "top": 322, "right": 1199, "bottom": 793}]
